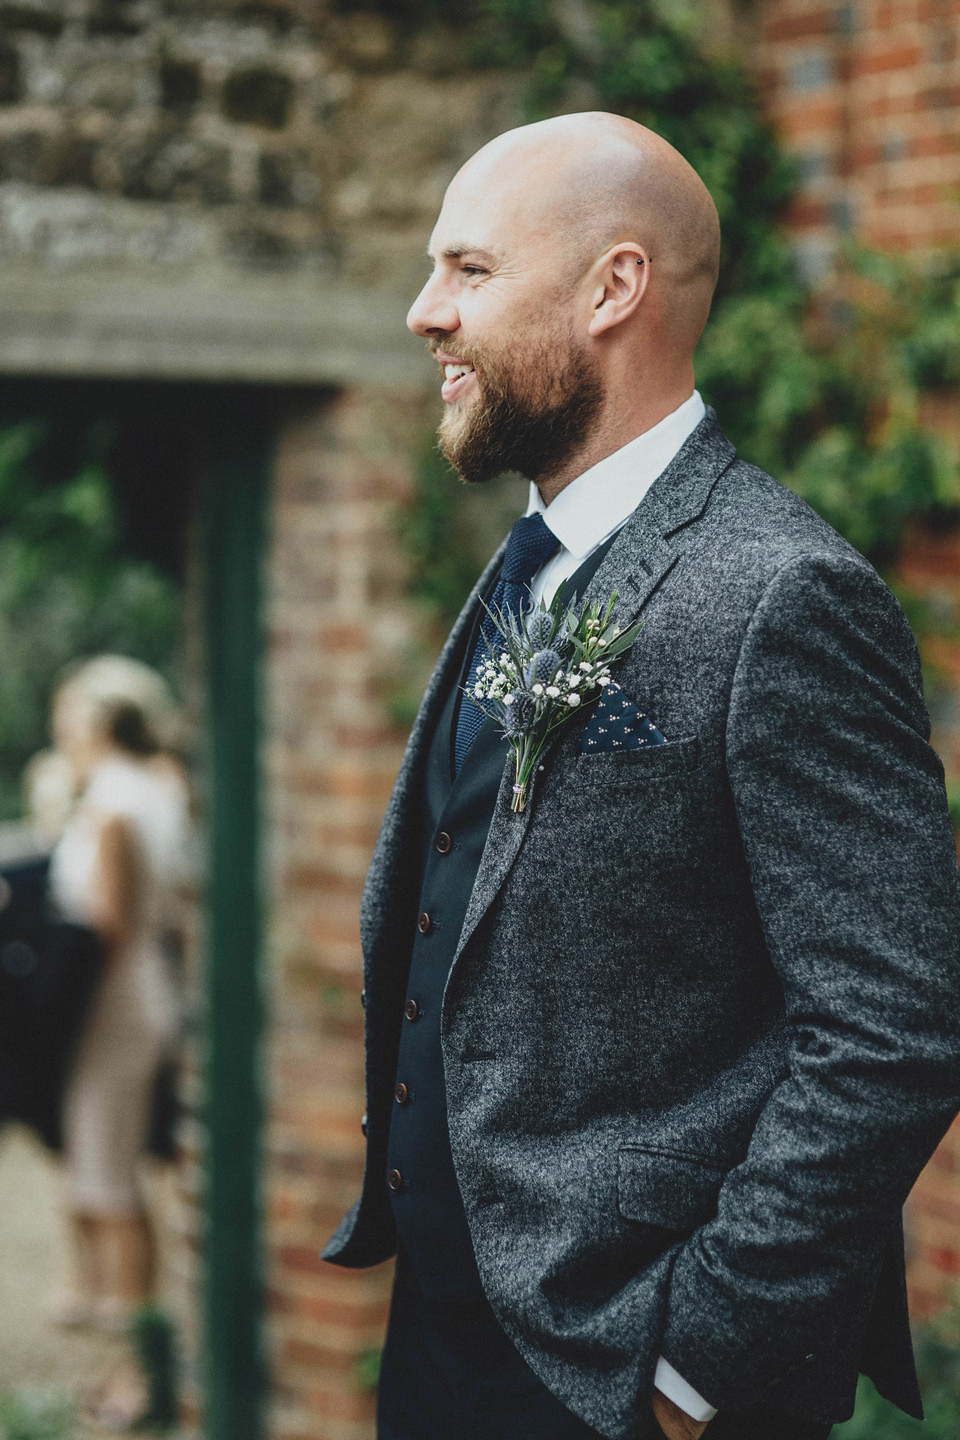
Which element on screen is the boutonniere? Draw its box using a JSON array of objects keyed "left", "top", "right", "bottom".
[{"left": 467, "top": 586, "right": 643, "bottom": 812}]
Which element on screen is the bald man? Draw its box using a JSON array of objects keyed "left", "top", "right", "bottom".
[{"left": 324, "top": 114, "right": 960, "bottom": 1440}]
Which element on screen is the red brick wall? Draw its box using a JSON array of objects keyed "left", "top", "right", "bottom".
[
  {"left": 754, "top": 0, "right": 960, "bottom": 272},
  {"left": 907, "top": 1119, "right": 960, "bottom": 1317},
  {"left": 263, "top": 389, "right": 435, "bottom": 1440}
]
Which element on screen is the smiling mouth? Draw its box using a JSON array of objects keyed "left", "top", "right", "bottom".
[{"left": 440, "top": 362, "right": 476, "bottom": 403}]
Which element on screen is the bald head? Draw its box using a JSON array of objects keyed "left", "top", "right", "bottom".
[
  {"left": 449, "top": 112, "right": 721, "bottom": 351},
  {"left": 407, "top": 112, "right": 722, "bottom": 494}
]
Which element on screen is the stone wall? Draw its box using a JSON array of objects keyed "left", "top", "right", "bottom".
[
  {"left": 0, "top": 0, "right": 519, "bottom": 283},
  {"left": 0, "top": 0, "right": 518, "bottom": 382}
]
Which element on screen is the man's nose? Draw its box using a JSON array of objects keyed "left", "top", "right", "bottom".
[{"left": 406, "top": 275, "right": 458, "bottom": 337}]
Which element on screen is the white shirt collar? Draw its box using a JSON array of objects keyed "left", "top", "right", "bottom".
[{"left": 525, "top": 391, "right": 706, "bottom": 557}]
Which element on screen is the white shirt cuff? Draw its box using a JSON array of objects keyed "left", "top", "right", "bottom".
[{"left": 654, "top": 1357, "right": 719, "bottom": 1423}]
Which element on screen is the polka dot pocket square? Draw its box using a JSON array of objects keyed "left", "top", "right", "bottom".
[{"left": 579, "top": 682, "right": 666, "bottom": 753}]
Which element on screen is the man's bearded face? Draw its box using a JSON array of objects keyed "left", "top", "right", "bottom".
[{"left": 435, "top": 325, "right": 603, "bottom": 486}]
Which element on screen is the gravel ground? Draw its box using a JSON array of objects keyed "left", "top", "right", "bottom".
[{"left": 0, "top": 1125, "right": 188, "bottom": 1434}]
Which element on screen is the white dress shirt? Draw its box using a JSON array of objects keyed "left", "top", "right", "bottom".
[
  {"left": 527, "top": 389, "right": 705, "bottom": 608},
  {"left": 524, "top": 388, "right": 718, "bottom": 1426}
]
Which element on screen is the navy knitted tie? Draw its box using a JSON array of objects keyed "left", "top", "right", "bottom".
[{"left": 454, "top": 512, "right": 559, "bottom": 774}]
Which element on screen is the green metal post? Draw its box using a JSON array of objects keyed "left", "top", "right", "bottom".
[{"left": 200, "top": 397, "right": 272, "bottom": 1440}]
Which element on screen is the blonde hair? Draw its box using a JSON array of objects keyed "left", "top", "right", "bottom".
[{"left": 55, "top": 654, "right": 180, "bottom": 757}]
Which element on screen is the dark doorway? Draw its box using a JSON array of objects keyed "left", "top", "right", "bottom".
[{"left": 0, "top": 373, "right": 278, "bottom": 1438}]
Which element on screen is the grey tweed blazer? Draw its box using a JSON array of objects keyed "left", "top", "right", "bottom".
[{"left": 325, "top": 411, "right": 960, "bottom": 1438}]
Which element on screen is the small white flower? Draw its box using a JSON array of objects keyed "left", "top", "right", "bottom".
[
  {"left": 567, "top": 673, "right": 581, "bottom": 688},
  {"left": 546, "top": 685, "right": 560, "bottom": 698},
  {"left": 579, "top": 661, "right": 593, "bottom": 672},
  {"left": 532, "top": 683, "right": 544, "bottom": 696},
  {"left": 500, "top": 652, "right": 510, "bottom": 664},
  {"left": 567, "top": 693, "right": 581, "bottom": 707},
  {"left": 597, "top": 674, "right": 612, "bottom": 686},
  {"left": 474, "top": 684, "right": 484, "bottom": 696},
  {"left": 504, "top": 693, "right": 515, "bottom": 705}
]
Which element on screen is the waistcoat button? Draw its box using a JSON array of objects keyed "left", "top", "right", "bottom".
[
  {"left": 387, "top": 1169, "right": 404, "bottom": 1192},
  {"left": 360, "top": 1112, "right": 368, "bottom": 1135},
  {"left": 435, "top": 830, "right": 453, "bottom": 854},
  {"left": 417, "top": 912, "right": 432, "bottom": 934},
  {"left": 404, "top": 999, "right": 419, "bottom": 1021},
  {"left": 394, "top": 1082, "right": 410, "bottom": 1105}
]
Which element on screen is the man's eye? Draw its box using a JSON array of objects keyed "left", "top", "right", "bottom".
[{"left": 462, "top": 265, "right": 487, "bottom": 277}]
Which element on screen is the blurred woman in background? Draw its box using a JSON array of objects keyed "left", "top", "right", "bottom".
[{"left": 47, "top": 655, "right": 192, "bottom": 1334}]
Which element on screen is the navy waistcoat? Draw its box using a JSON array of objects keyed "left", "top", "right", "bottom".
[{"left": 386, "top": 537, "right": 620, "bottom": 1302}]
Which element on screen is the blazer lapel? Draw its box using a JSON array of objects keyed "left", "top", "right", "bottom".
[
  {"left": 586, "top": 534, "right": 680, "bottom": 631},
  {"left": 450, "top": 409, "right": 737, "bottom": 970},
  {"left": 581, "top": 407, "right": 736, "bottom": 631}
]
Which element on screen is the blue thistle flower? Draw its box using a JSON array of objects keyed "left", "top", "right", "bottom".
[
  {"left": 527, "top": 612, "right": 554, "bottom": 649},
  {"left": 504, "top": 691, "right": 536, "bottom": 736},
  {"left": 523, "top": 648, "right": 562, "bottom": 689}
]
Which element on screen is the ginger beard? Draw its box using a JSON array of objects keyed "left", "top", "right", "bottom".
[{"left": 436, "top": 325, "right": 604, "bottom": 487}]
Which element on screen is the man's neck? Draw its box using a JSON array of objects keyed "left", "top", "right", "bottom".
[{"left": 535, "top": 384, "right": 695, "bottom": 506}]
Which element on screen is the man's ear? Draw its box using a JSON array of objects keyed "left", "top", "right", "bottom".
[{"left": 587, "top": 244, "right": 650, "bottom": 338}]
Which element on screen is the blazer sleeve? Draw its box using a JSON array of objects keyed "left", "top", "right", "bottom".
[{"left": 660, "top": 549, "right": 960, "bottom": 1411}]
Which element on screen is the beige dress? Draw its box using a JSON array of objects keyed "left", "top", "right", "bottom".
[{"left": 50, "top": 756, "right": 192, "bottom": 1214}]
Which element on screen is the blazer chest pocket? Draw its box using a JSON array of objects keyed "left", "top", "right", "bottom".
[
  {"left": 617, "top": 1145, "right": 725, "bottom": 1231},
  {"left": 568, "top": 736, "right": 701, "bottom": 786}
]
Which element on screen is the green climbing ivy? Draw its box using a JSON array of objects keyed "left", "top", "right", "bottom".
[{"left": 698, "top": 248, "right": 960, "bottom": 563}]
